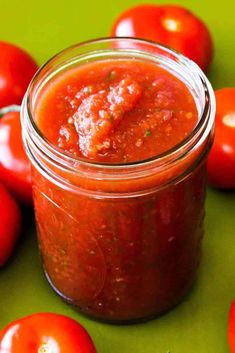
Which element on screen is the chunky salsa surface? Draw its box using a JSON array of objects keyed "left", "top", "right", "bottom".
[{"left": 36, "top": 59, "right": 198, "bottom": 162}]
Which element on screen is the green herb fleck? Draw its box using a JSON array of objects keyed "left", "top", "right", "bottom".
[
  {"left": 117, "top": 109, "right": 123, "bottom": 117},
  {"left": 107, "top": 113, "right": 113, "bottom": 122},
  {"left": 107, "top": 70, "right": 117, "bottom": 81},
  {"left": 145, "top": 129, "right": 151, "bottom": 137},
  {"left": 154, "top": 107, "right": 161, "bottom": 112}
]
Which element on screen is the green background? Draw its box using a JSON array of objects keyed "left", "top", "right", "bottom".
[{"left": 1, "top": 0, "right": 235, "bottom": 352}]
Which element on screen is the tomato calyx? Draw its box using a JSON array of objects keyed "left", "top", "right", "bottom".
[
  {"left": 38, "top": 343, "right": 52, "bottom": 353},
  {"left": 0, "top": 105, "right": 21, "bottom": 117}
]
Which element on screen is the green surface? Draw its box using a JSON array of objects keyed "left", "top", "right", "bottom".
[{"left": 0, "top": 0, "right": 235, "bottom": 352}]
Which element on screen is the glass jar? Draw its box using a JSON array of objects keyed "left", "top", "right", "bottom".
[{"left": 21, "top": 38, "right": 215, "bottom": 323}]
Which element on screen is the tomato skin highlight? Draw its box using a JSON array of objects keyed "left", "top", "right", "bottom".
[
  {"left": 0, "top": 110, "right": 32, "bottom": 204},
  {"left": 0, "top": 41, "right": 38, "bottom": 108},
  {"left": 207, "top": 88, "right": 235, "bottom": 189},
  {"left": 0, "top": 183, "right": 22, "bottom": 267},
  {"left": 111, "top": 4, "right": 213, "bottom": 72},
  {"left": 0, "top": 313, "right": 97, "bottom": 353}
]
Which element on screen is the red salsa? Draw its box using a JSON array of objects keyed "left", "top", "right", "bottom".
[
  {"left": 36, "top": 60, "right": 198, "bottom": 162},
  {"left": 32, "top": 59, "right": 206, "bottom": 322}
]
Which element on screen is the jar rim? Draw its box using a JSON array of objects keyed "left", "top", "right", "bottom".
[{"left": 21, "top": 37, "right": 215, "bottom": 177}]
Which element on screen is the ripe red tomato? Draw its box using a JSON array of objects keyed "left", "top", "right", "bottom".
[
  {"left": 0, "top": 313, "right": 97, "bottom": 353},
  {"left": 229, "top": 300, "right": 235, "bottom": 353},
  {"left": 0, "top": 109, "right": 32, "bottom": 204},
  {"left": 207, "top": 88, "right": 235, "bottom": 189},
  {"left": 111, "top": 4, "right": 213, "bottom": 72},
  {"left": 0, "top": 183, "right": 22, "bottom": 267},
  {"left": 0, "top": 41, "right": 38, "bottom": 108}
]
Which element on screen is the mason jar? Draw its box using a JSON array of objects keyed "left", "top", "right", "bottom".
[{"left": 21, "top": 38, "right": 215, "bottom": 323}]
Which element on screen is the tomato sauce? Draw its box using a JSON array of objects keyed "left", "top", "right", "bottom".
[{"left": 32, "top": 59, "right": 207, "bottom": 322}]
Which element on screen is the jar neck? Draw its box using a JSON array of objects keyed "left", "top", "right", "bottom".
[{"left": 21, "top": 38, "right": 215, "bottom": 194}]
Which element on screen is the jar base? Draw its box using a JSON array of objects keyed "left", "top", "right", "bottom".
[{"left": 44, "top": 269, "right": 198, "bottom": 325}]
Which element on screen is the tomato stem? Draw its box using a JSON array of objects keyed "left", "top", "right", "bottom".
[
  {"left": 38, "top": 343, "right": 52, "bottom": 353},
  {"left": 0, "top": 104, "right": 21, "bottom": 117}
]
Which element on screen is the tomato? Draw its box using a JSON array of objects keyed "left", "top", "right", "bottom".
[
  {"left": 0, "top": 41, "right": 38, "bottom": 108},
  {"left": 229, "top": 300, "right": 235, "bottom": 353},
  {"left": 0, "top": 108, "right": 32, "bottom": 204},
  {"left": 207, "top": 88, "right": 235, "bottom": 189},
  {"left": 0, "top": 313, "right": 97, "bottom": 353},
  {"left": 0, "top": 183, "right": 22, "bottom": 267},
  {"left": 111, "top": 4, "right": 213, "bottom": 72}
]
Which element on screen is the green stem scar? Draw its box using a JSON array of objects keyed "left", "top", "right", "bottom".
[{"left": 38, "top": 344, "right": 52, "bottom": 353}]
